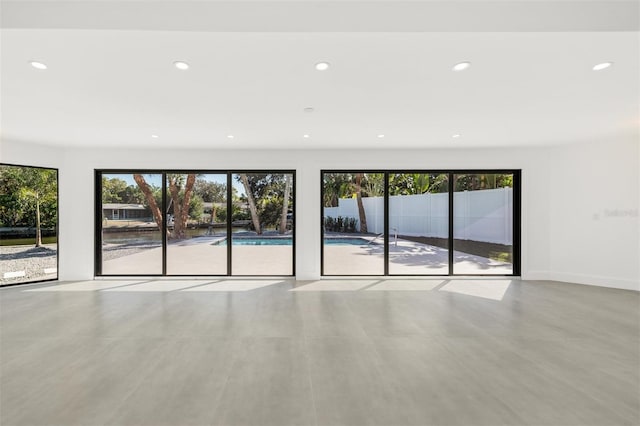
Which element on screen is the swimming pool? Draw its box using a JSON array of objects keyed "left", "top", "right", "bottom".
[
  {"left": 323, "top": 238, "right": 372, "bottom": 246},
  {"left": 213, "top": 237, "right": 373, "bottom": 246},
  {"left": 215, "top": 238, "right": 292, "bottom": 246}
]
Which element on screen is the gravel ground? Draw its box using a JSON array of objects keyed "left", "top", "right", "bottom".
[{"left": 0, "top": 244, "right": 57, "bottom": 285}]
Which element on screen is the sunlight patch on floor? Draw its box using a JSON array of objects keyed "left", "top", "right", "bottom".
[
  {"left": 179, "top": 280, "right": 283, "bottom": 292},
  {"left": 365, "top": 280, "right": 446, "bottom": 291},
  {"left": 439, "top": 280, "right": 513, "bottom": 301},
  {"left": 25, "top": 280, "right": 146, "bottom": 292},
  {"left": 101, "top": 280, "right": 215, "bottom": 292},
  {"left": 291, "top": 280, "right": 379, "bottom": 292}
]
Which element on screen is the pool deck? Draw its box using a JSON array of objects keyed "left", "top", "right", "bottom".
[{"left": 102, "top": 236, "right": 511, "bottom": 276}]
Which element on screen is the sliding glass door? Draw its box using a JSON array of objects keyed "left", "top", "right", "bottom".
[
  {"left": 453, "top": 173, "right": 515, "bottom": 274},
  {"left": 96, "top": 170, "right": 295, "bottom": 277},
  {"left": 100, "top": 173, "right": 163, "bottom": 275},
  {"left": 388, "top": 173, "right": 449, "bottom": 275},
  {"left": 321, "top": 170, "right": 520, "bottom": 277},
  {"left": 166, "top": 173, "right": 228, "bottom": 275},
  {"left": 322, "top": 172, "right": 385, "bottom": 275},
  {"left": 231, "top": 173, "right": 294, "bottom": 276}
]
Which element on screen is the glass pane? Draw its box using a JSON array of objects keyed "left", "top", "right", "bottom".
[
  {"left": 389, "top": 173, "right": 449, "bottom": 274},
  {"left": 453, "top": 173, "right": 514, "bottom": 274},
  {"left": 231, "top": 173, "right": 294, "bottom": 275},
  {"left": 0, "top": 165, "right": 58, "bottom": 285},
  {"left": 100, "top": 173, "right": 163, "bottom": 275},
  {"left": 322, "top": 172, "right": 384, "bottom": 275},
  {"left": 166, "top": 173, "right": 228, "bottom": 275}
]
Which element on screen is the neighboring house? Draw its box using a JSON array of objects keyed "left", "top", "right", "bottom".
[{"left": 102, "top": 203, "right": 151, "bottom": 220}]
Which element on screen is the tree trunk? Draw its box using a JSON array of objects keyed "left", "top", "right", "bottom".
[
  {"left": 240, "top": 174, "right": 261, "bottom": 234},
  {"left": 168, "top": 174, "right": 196, "bottom": 239},
  {"left": 34, "top": 194, "right": 42, "bottom": 247},
  {"left": 133, "top": 174, "right": 164, "bottom": 234},
  {"left": 355, "top": 173, "right": 367, "bottom": 233},
  {"left": 279, "top": 175, "right": 291, "bottom": 234},
  {"left": 210, "top": 205, "right": 217, "bottom": 224}
]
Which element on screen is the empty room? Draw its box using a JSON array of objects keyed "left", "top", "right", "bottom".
[{"left": 1, "top": 1, "right": 639, "bottom": 425}]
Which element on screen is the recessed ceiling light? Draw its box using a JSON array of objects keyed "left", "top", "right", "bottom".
[
  {"left": 303, "top": 134, "right": 310, "bottom": 138},
  {"left": 304, "top": 107, "right": 315, "bottom": 113},
  {"left": 227, "top": 134, "right": 234, "bottom": 139},
  {"left": 452, "top": 134, "right": 461, "bottom": 138},
  {"left": 315, "top": 62, "right": 330, "bottom": 71},
  {"left": 377, "top": 134, "right": 385, "bottom": 138},
  {"left": 592, "top": 62, "right": 613, "bottom": 71},
  {"left": 173, "top": 61, "right": 190, "bottom": 70},
  {"left": 452, "top": 62, "right": 471, "bottom": 72},
  {"left": 151, "top": 134, "right": 159, "bottom": 139},
  {"left": 29, "top": 61, "right": 47, "bottom": 70}
]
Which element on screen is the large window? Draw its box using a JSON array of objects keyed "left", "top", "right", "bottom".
[
  {"left": 322, "top": 170, "right": 520, "bottom": 276},
  {"left": 389, "top": 173, "right": 450, "bottom": 275},
  {"left": 0, "top": 164, "right": 58, "bottom": 286},
  {"left": 100, "top": 173, "right": 163, "bottom": 275},
  {"left": 96, "top": 170, "right": 295, "bottom": 277},
  {"left": 453, "top": 173, "right": 515, "bottom": 274},
  {"left": 231, "top": 173, "right": 294, "bottom": 276},
  {"left": 322, "top": 172, "right": 385, "bottom": 275},
  {"left": 166, "top": 173, "right": 228, "bottom": 275}
]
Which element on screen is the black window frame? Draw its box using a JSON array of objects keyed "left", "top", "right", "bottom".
[
  {"left": 95, "top": 169, "right": 296, "bottom": 277},
  {"left": 0, "top": 162, "right": 59, "bottom": 287},
  {"left": 321, "top": 169, "right": 521, "bottom": 277}
]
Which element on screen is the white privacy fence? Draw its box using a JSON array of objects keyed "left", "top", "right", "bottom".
[{"left": 324, "top": 187, "right": 513, "bottom": 245}]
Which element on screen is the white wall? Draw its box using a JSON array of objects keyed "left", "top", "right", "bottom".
[
  {"left": 1, "top": 138, "right": 637, "bottom": 290},
  {"left": 325, "top": 188, "right": 513, "bottom": 245},
  {"left": 547, "top": 137, "right": 639, "bottom": 290},
  {"left": 0, "top": 140, "right": 63, "bottom": 169}
]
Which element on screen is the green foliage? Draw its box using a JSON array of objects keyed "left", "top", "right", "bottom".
[
  {"left": 215, "top": 207, "right": 228, "bottom": 222},
  {"left": 189, "top": 194, "right": 204, "bottom": 221},
  {"left": 454, "top": 174, "right": 513, "bottom": 191},
  {"left": 193, "top": 179, "right": 226, "bottom": 202},
  {"left": 0, "top": 165, "right": 57, "bottom": 228},
  {"left": 322, "top": 173, "right": 385, "bottom": 207},
  {"left": 231, "top": 207, "right": 250, "bottom": 222},
  {"left": 234, "top": 174, "right": 293, "bottom": 229},
  {"left": 389, "top": 173, "right": 449, "bottom": 195},
  {"left": 101, "top": 177, "right": 144, "bottom": 203},
  {"left": 324, "top": 216, "right": 358, "bottom": 233}
]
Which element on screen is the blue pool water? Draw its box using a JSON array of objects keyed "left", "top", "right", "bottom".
[
  {"left": 213, "top": 237, "right": 371, "bottom": 246},
  {"left": 215, "top": 238, "right": 292, "bottom": 246},
  {"left": 324, "top": 238, "right": 371, "bottom": 246}
]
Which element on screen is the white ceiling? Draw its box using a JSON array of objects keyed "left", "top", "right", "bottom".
[{"left": 1, "top": 1, "right": 638, "bottom": 150}]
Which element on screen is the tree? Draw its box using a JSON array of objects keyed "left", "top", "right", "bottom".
[
  {"left": 193, "top": 179, "right": 226, "bottom": 224},
  {"left": 15, "top": 168, "right": 57, "bottom": 247},
  {"left": 354, "top": 173, "right": 368, "bottom": 233},
  {"left": 102, "top": 177, "right": 145, "bottom": 204},
  {"left": 0, "top": 166, "right": 27, "bottom": 227},
  {"left": 166, "top": 174, "right": 197, "bottom": 239},
  {"left": 279, "top": 174, "right": 291, "bottom": 234},
  {"left": 240, "top": 173, "right": 261, "bottom": 234},
  {"left": 323, "top": 173, "right": 350, "bottom": 208},
  {"left": 189, "top": 194, "right": 204, "bottom": 222},
  {"left": 453, "top": 174, "right": 512, "bottom": 191},
  {"left": 323, "top": 172, "right": 381, "bottom": 233},
  {"left": 133, "top": 174, "right": 164, "bottom": 233},
  {"left": 388, "top": 173, "right": 449, "bottom": 196},
  {"left": 101, "top": 177, "right": 127, "bottom": 203}
]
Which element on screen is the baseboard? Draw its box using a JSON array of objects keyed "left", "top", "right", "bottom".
[
  {"left": 548, "top": 272, "right": 639, "bottom": 292},
  {"left": 522, "top": 270, "right": 550, "bottom": 281}
]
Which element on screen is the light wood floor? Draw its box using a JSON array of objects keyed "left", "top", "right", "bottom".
[{"left": 1, "top": 279, "right": 638, "bottom": 426}]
